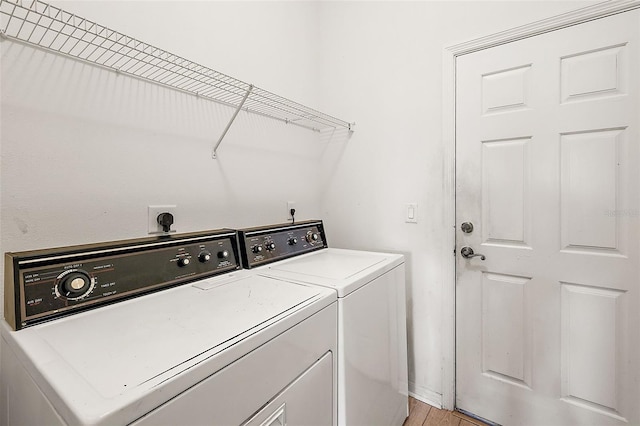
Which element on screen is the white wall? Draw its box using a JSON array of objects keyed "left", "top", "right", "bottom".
[
  {"left": 316, "top": 0, "right": 596, "bottom": 406},
  {"left": 1, "top": 0, "right": 596, "bottom": 411},
  {"left": 0, "top": 1, "right": 328, "bottom": 307}
]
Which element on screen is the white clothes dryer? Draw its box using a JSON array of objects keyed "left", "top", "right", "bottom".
[
  {"left": 239, "top": 221, "right": 409, "bottom": 426},
  {"left": 1, "top": 229, "right": 337, "bottom": 425}
]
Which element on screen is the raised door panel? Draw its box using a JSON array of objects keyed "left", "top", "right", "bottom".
[
  {"left": 561, "top": 283, "right": 626, "bottom": 420},
  {"left": 482, "top": 65, "right": 531, "bottom": 114},
  {"left": 561, "top": 44, "right": 627, "bottom": 103},
  {"left": 481, "top": 272, "right": 531, "bottom": 388},
  {"left": 481, "top": 138, "right": 530, "bottom": 247},
  {"left": 560, "top": 129, "right": 625, "bottom": 255}
]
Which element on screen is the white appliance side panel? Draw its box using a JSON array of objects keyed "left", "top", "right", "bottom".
[
  {"left": 394, "top": 264, "right": 409, "bottom": 412},
  {"left": 242, "top": 352, "right": 333, "bottom": 426},
  {"left": 132, "top": 302, "right": 338, "bottom": 426},
  {"left": 0, "top": 335, "right": 64, "bottom": 426},
  {"left": 338, "top": 265, "right": 408, "bottom": 426}
]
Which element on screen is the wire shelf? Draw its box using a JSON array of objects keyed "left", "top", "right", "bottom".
[{"left": 0, "top": 0, "right": 353, "bottom": 139}]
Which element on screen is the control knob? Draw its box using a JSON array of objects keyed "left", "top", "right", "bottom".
[
  {"left": 57, "top": 269, "right": 93, "bottom": 299},
  {"left": 306, "top": 232, "right": 319, "bottom": 243},
  {"left": 177, "top": 257, "right": 191, "bottom": 267},
  {"left": 288, "top": 237, "right": 298, "bottom": 245},
  {"left": 266, "top": 242, "right": 276, "bottom": 251},
  {"left": 252, "top": 245, "right": 263, "bottom": 254},
  {"left": 218, "top": 250, "right": 229, "bottom": 259},
  {"left": 198, "top": 251, "right": 212, "bottom": 262}
]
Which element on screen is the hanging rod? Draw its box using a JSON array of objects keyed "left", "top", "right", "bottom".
[{"left": 0, "top": 0, "right": 354, "bottom": 154}]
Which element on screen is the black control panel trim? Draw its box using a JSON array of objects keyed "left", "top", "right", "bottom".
[
  {"left": 238, "top": 220, "right": 327, "bottom": 269},
  {"left": 16, "top": 233, "right": 236, "bottom": 266},
  {"left": 239, "top": 220, "right": 327, "bottom": 239},
  {"left": 5, "top": 229, "right": 241, "bottom": 330}
]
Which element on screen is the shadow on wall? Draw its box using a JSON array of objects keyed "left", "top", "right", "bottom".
[
  {"left": 0, "top": 38, "right": 348, "bottom": 256},
  {"left": 2, "top": 38, "right": 354, "bottom": 160}
]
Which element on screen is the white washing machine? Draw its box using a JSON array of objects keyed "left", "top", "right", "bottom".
[
  {"left": 239, "top": 221, "right": 409, "bottom": 426},
  {"left": 1, "top": 229, "right": 337, "bottom": 425}
]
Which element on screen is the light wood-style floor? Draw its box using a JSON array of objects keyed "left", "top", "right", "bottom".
[{"left": 404, "top": 397, "right": 486, "bottom": 426}]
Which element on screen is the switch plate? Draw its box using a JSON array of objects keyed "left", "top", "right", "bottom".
[
  {"left": 287, "top": 201, "right": 296, "bottom": 222},
  {"left": 406, "top": 203, "right": 418, "bottom": 223},
  {"left": 148, "top": 205, "right": 177, "bottom": 234}
]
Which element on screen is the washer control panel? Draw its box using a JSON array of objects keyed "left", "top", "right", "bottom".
[
  {"left": 5, "top": 230, "right": 240, "bottom": 330},
  {"left": 238, "top": 220, "right": 327, "bottom": 269}
]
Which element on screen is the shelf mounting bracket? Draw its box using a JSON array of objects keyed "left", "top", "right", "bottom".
[{"left": 212, "top": 84, "right": 254, "bottom": 159}]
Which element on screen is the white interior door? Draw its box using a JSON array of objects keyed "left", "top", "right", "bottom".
[{"left": 455, "top": 9, "right": 640, "bottom": 426}]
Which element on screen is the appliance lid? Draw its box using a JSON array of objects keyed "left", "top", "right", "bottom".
[
  {"left": 23, "top": 274, "right": 322, "bottom": 398},
  {"left": 269, "top": 250, "right": 388, "bottom": 280},
  {"left": 2, "top": 271, "right": 336, "bottom": 426},
  {"left": 263, "top": 248, "right": 404, "bottom": 297}
]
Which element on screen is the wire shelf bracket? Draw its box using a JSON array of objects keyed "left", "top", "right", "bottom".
[
  {"left": 0, "top": 0, "right": 354, "bottom": 159},
  {"left": 212, "top": 84, "right": 253, "bottom": 159}
]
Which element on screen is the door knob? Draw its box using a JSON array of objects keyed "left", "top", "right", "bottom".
[{"left": 460, "top": 246, "right": 486, "bottom": 260}]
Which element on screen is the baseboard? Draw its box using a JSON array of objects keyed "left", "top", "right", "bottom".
[{"left": 408, "top": 382, "right": 443, "bottom": 409}]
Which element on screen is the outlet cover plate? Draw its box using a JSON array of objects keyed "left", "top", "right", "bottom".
[{"left": 287, "top": 201, "right": 296, "bottom": 222}]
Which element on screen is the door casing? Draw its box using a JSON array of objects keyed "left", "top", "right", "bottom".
[{"left": 440, "top": 0, "right": 640, "bottom": 411}]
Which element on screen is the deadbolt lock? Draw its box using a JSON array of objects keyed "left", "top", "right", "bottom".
[{"left": 461, "top": 222, "right": 474, "bottom": 233}]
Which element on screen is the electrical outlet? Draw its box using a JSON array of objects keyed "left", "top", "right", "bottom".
[
  {"left": 148, "top": 205, "right": 177, "bottom": 234},
  {"left": 287, "top": 201, "right": 296, "bottom": 222}
]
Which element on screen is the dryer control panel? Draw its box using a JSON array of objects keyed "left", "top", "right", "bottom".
[
  {"left": 238, "top": 220, "right": 327, "bottom": 269},
  {"left": 5, "top": 229, "right": 241, "bottom": 330}
]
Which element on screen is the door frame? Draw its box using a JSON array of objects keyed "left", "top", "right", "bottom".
[{"left": 440, "top": 0, "right": 640, "bottom": 411}]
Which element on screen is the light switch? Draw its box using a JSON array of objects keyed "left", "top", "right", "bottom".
[{"left": 406, "top": 203, "right": 418, "bottom": 223}]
